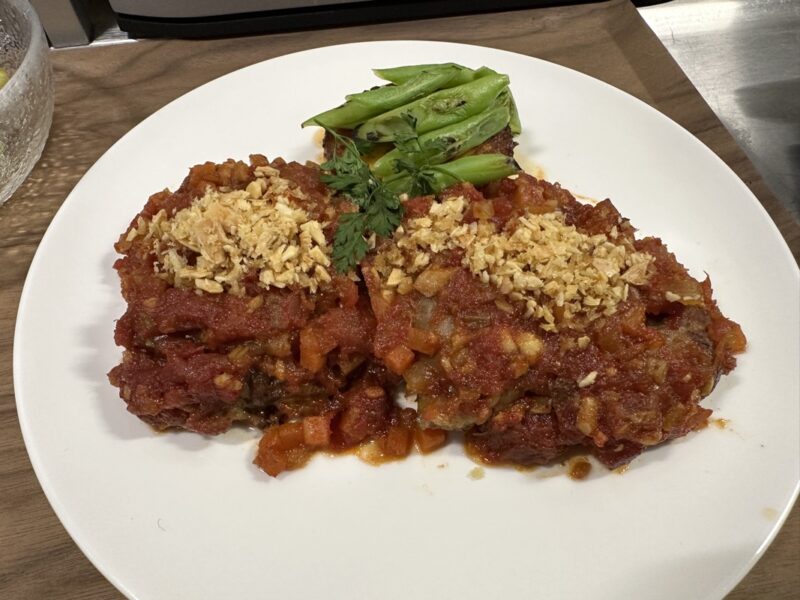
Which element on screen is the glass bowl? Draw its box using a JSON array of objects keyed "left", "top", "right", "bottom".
[{"left": 0, "top": 0, "right": 53, "bottom": 206}]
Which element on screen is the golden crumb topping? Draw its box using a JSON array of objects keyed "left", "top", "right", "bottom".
[
  {"left": 130, "top": 166, "right": 333, "bottom": 295},
  {"left": 373, "top": 195, "right": 652, "bottom": 330}
]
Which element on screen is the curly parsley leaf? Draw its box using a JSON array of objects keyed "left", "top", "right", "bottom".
[
  {"left": 317, "top": 126, "right": 404, "bottom": 272},
  {"left": 319, "top": 134, "right": 375, "bottom": 207},
  {"left": 386, "top": 113, "right": 450, "bottom": 196},
  {"left": 365, "top": 187, "right": 403, "bottom": 237},
  {"left": 331, "top": 211, "right": 369, "bottom": 273}
]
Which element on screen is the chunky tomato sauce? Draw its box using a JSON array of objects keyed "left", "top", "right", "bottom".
[{"left": 109, "top": 157, "right": 745, "bottom": 477}]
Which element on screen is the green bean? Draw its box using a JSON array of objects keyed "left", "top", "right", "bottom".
[
  {"left": 477, "top": 67, "right": 521, "bottom": 134},
  {"left": 461, "top": 66, "right": 521, "bottom": 135},
  {"left": 354, "top": 73, "right": 510, "bottom": 143},
  {"left": 374, "top": 63, "right": 498, "bottom": 85},
  {"left": 373, "top": 63, "right": 467, "bottom": 84},
  {"left": 384, "top": 154, "right": 519, "bottom": 195},
  {"left": 0, "top": 68, "right": 8, "bottom": 89},
  {"left": 371, "top": 100, "right": 511, "bottom": 178},
  {"left": 302, "top": 67, "right": 464, "bottom": 129}
]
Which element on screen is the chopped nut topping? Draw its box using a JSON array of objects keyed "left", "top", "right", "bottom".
[
  {"left": 576, "top": 396, "right": 598, "bottom": 435},
  {"left": 577, "top": 371, "right": 598, "bottom": 388},
  {"left": 143, "top": 170, "right": 332, "bottom": 295},
  {"left": 373, "top": 196, "right": 652, "bottom": 330}
]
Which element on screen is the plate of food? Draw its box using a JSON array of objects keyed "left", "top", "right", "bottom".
[{"left": 14, "top": 41, "right": 799, "bottom": 600}]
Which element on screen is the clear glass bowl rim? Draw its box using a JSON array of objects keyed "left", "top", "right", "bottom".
[{"left": 0, "top": 0, "right": 46, "bottom": 101}]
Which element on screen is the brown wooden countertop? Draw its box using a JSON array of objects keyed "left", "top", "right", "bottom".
[{"left": 1, "top": 1, "right": 797, "bottom": 597}]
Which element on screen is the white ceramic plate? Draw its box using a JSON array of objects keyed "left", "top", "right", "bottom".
[{"left": 15, "top": 41, "right": 799, "bottom": 600}]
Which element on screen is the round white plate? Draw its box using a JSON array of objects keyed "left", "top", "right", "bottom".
[{"left": 15, "top": 41, "right": 799, "bottom": 600}]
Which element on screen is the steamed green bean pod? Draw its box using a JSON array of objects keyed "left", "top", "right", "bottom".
[
  {"left": 373, "top": 63, "right": 468, "bottom": 84},
  {"left": 354, "top": 73, "right": 510, "bottom": 142},
  {"left": 371, "top": 100, "right": 511, "bottom": 177},
  {"left": 302, "top": 67, "right": 465, "bottom": 129},
  {"left": 435, "top": 65, "right": 521, "bottom": 136},
  {"left": 373, "top": 63, "right": 496, "bottom": 85},
  {"left": 456, "top": 65, "right": 521, "bottom": 136},
  {"left": 384, "top": 153, "right": 519, "bottom": 195}
]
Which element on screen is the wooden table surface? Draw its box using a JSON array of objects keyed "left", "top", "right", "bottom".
[{"left": 1, "top": 1, "right": 797, "bottom": 598}]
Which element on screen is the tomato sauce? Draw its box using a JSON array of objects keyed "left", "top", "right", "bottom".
[{"left": 109, "top": 158, "right": 745, "bottom": 478}]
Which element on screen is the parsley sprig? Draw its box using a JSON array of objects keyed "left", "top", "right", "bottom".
[
  {"left": 319, "top": 127, "right": 404, "bottom": 273},
  {"left": 386, "top": 113, "right": 446, "bottom": 197}
]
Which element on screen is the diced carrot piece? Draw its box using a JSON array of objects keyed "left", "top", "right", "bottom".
[
  {"left": 383, "top": 425, "right": 413, "bottom": 457},
  {"left": 414, "top": 427, "right": 448, "bottom": 453},
  {"left": 384, "top": 345, "right": 415, "bottom": 375},
  {"left": 303, "top": 416, "right": 331, "bottom": 447},
  {"left": 254, "top": 423, "right": 315, "bottom": 476},
  {"left": 283, "top": 445, "right": 313, "bottom": 471},
  {"left": 407, "top": 327, "right": 440, "bottom": 355},
  {"left": 275, "top": 421, "right": 305, "bottom": 450},
  {"left": 299, "top": 327, "right": 325, "bottom": 373},
  {"left": 261, "top": 426, "right": 280, "bottom": 447},
  {"left": 255, "top": 450, "right": 287, "bottom": 477},
  {"left": 255, "top": 429, "right": 288, "bottom": 477}
]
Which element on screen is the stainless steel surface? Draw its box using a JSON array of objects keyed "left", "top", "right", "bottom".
[
  {"left": 29, "top": 0, "right": 91, "bottom": 47},
  {"left": 640, "top": 0, "right": 800, "bottom": 220},
  {"left": 88, "top": 0, "right": 134, "bottom": 46}
]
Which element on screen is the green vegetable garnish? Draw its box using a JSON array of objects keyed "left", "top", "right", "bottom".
[
  {"left": 354, "top": 72, "right": 510, "bottom": 142},
  {"left": 0, "top": 69, "right": 9, "bottom": 90},
  {"left": 318, "top": 127, "right": 403, "bottom": 273},
  {"left": 372, "top": 63, "right": 467, "bottom": 84},
  {"left": 306, "top": 62, "right": 524, "bottom": 272},
  {"left": 384, "top": 153, "right": 519, "bottom": 195},
  {"left": 370, "top": 98, "right": 511, "bottom": 178},
  {"left": 302, "top": 66, "right": 468, "bottom": 129}
]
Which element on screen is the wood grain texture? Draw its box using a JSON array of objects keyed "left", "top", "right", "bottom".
[{"left": 0, "top": 1, "right": 797, "bottom": 598}]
